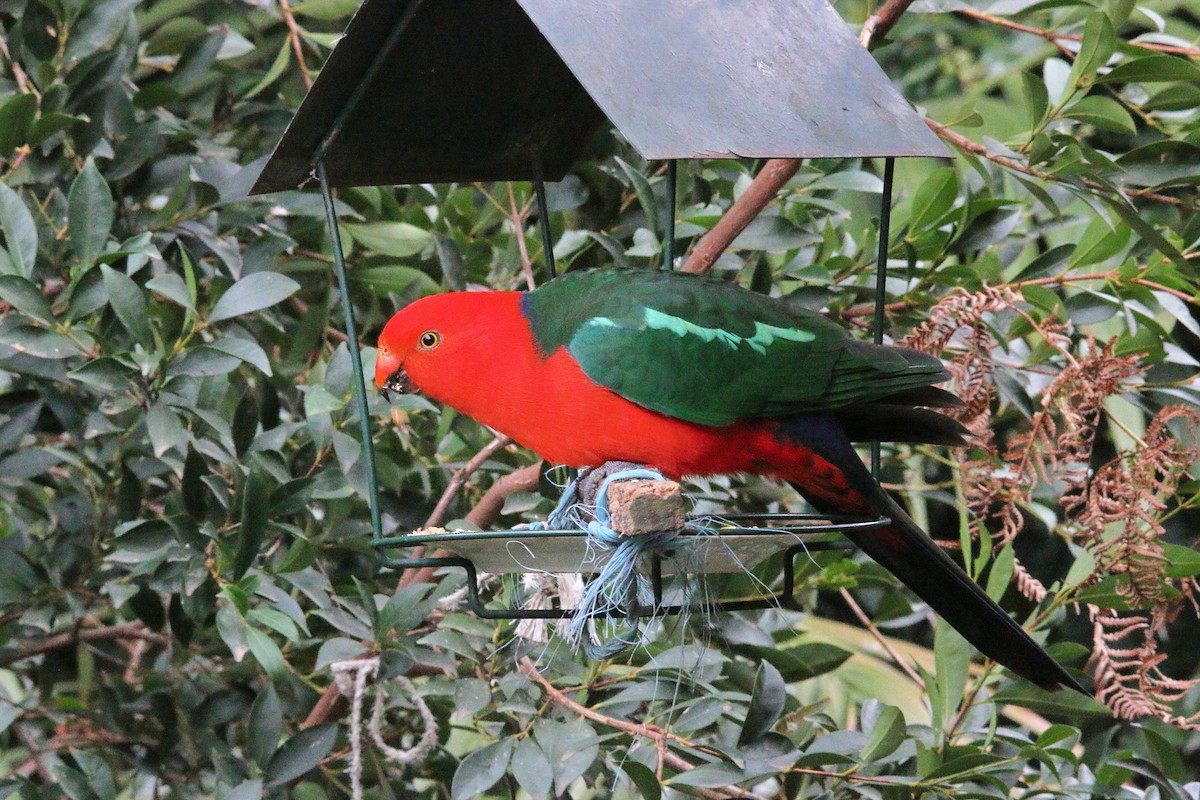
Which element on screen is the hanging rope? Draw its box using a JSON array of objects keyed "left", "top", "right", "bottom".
[
  {"left": 331, "top": 658, "right": 439, "bottom": 800},
  {"left": 523, "top": 468, "right": 686, "bottom": 658}
]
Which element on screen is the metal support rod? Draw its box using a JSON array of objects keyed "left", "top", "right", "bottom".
[
  {"left": 870, "top": 157, "right": 896, "bottom": 481},
  {"left": 312, "top": 0, "right": 425, "bottom": 166},
  {"left": 662, "top": 160, "right": 677, "bottom": 269},
  {"left": 534, "top": 178, "right": 556, "bottom": 280},
  {"left": 318, "top": 161, "right": 384, "bottom": 542}
]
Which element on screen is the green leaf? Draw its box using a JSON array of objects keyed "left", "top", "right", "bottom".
[
  {"left": 1065, "top": 12, "right": 1116, "bottom": 93},
  {"left": 207, "top": 337, "right": 273, "bottom": 376},
  {"left": 1064, "top": 95, "right": 1136, "bottom": 135},
  {"left": 264, "top": 724, "right": 338, "bottom": 786},
  {"left": 950, "top": 207, "right": 1020, "bottom": 254},
  {"left": 0, "top": 94, "right": 37, "bottom": 154},
  {"left": 731, "top": 215, "right": 817, "bottom": 252},
  {"left": 1021, "top": 71, "right": 1049, "bottom": 129},
  {"left": 1102, "top": 198, "right": 1192, "bottom": 276},
  {"left": 209, "top": 272, "right": 300, "bottom": 323},
  {"left": 182, "top": 446, "right": 208, "bottom": 520},
  {"left": 352, "top": 264, "right": 440, "bottom": 297},
  {"left": 170, "top": 347, "right": 243, "bottom": 378},
  {"left": 667, "top": 761, "right": 748, "bottom": 788},
  {"left": 615, "top": 158, "right": 660, "bottom": 236},
  {"left": 216, "top": 602, "right": 250, "bottom": 661},
  {"left": 343, "top": 221, "right": 432, "bottom": 258},
  {"left": 621, "top": 762, "right": 661, "bottom": 800},
  {"left": 433, "top": 231, "right": 466, "bottom": 290},
  {"left": 290, "top": 0, "right": 359, "bottom": 19},
  {"left": 745, "top": 643, "right": 851, "bottom": 681},
  {"left": 737, "top": 661, "right": 786, "bottom": 746},
  {"left": 1163, "top": 544, "right": 1200, "bottom": 579},
  {"left": 0, "top": 274, "right": 53, "bottom": 323},
  {"left": 907, "top": 168, "right": 958, "bottom": 233},
  {"left": 246, "top": 627, "right": 287, "bottom": 679},
  {"left": 145, "top": 273, "right": 195, "bottom": 310},
  {"left": 27, "top": 112, "right": 86, "bottom": 146},
  {"left": 451, "top": 739, "right": 514, "bottom": 800},
  {"left": 533, "top": 719, "right": 600, "bottom": 796},
  {"left": 0, "top": 327, "right": 80, "bottom": 359},
  {"left": 1068, "top": 215, "right": 1130, "bottom": 268},
  {"left": 985, "top": 543, "right": 1016, "bottom": 602},
  {"left": 244, "top": 39, "right": 291, "bottom": 100},
  {"left": 146, "top": 403, "right": 187, "bottom": 457},
  {"left": 100, "top": 265, "right": 152, "bottom": 344},
  {"left": 0, "top": 181, "right": 37, "bottom": 278},
  {"left": 990, "top": 683, "right": 1111, "bottom": 717},
  {"left": 860, "top": 705, "right": 906, "bottom": 762},
  {"left": 932, "top": 618, "right": 971, "bottom": 730},
  {"left": 233, "top": 468, "right": 269, "bottom": 580},
  {"left": 65, "top": 0, "right": 137, "bottom": 65},
  {"left": 1097, "top": 54, "right": 1200, "bottom": 85},
  {"left": 53, "top": 765, "right": 99, "bottom": 800},
  {"left": 71, "top": 751, "right": 116, "bottom": 800},
  {"left": 68, "top": 158, "right": 115, "bottom": 265},
  {"left": 511, "top": 736, "right": 552, "bottom": 799}
]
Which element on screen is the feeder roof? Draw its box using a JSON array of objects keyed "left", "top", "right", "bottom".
[{"left": 251, "top": 0, "right": 947, "bottom": 195}]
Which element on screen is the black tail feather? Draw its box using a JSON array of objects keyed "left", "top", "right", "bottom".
[
  {"left": 834, "top": 405, "right": 971, "bottom": 447},
  {"left": 780, "top": 414, "right": 1089, "bottom": 695}
]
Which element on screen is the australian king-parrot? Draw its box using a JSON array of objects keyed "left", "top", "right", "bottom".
[{"left": 375, "top": 268, "right": 1087, "bottom": 694}]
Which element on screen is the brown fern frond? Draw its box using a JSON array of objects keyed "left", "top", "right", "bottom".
[
  {"left": 1087, "top": 608, "right": 1200, "bottom": 729},
  {"left": 903, "top": 290, "right": 1200, "bottom": 727}
]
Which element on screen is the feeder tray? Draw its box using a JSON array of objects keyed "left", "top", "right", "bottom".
[
  {"left": 377, "top": 515, "right": 888, "bottom": 620},
  {"left": 376, "top": 514, "right": 885, "bottom": 575},
  {"left": 250, "top": 0, "right": 947, "bottom": 622}
]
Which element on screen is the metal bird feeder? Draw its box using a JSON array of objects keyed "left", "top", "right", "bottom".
[{"left": 250, "top": 0, "right": 948, "bottom": 625}]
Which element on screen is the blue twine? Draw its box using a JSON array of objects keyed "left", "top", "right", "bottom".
[{"left": 540, "top": 468, "right": 684, "bottom": 659}]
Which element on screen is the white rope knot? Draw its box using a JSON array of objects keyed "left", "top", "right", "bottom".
[{"left": 330, "top": 657, "right": 439, "bottom": 800}]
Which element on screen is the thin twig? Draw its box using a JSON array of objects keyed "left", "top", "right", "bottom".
[
  {"left": 278, "top": 0, "right": 314, "bottom": 89},
  {"left": 926, "top": 118, "right": 1199, "bottom": 211},
  {"left": 506, "top": 183, "right": 537, "bottom": 291},
  {"left": 0, "top": 34, "right": 37, "bottom": 98},
  {"left": 423, "top": 435, "right": 514, "bottom": 528},
  {"left": 518, "top": 658, "right": 741, "bottom": 800},
  {"left": 957, "top": 8, "right": 1200, "bottom": 59},
  {"left": 839, "top": 588, "right": 927, "bottom": 689}
]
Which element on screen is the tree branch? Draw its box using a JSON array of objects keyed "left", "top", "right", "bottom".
[
  {"left": 0, "top": 621, "right": 170, "bottom": 669},
  {"left": 860, "top": 0, "right": 920, "bottom": 49},
  {"left": 680, "top": 159, "right": 801, "bottom": 275}
]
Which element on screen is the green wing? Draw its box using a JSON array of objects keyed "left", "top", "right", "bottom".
[{"left": 523, "top": 270, "right": 947, "bottom": 427}]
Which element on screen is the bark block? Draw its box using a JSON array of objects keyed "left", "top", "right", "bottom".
[{"left": 605, "top": 479, "right": 686, "bottom": 536}]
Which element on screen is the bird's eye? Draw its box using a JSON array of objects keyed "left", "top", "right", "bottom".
[{"left": 418, "top": 330, "right": 441, "bottom": 351}]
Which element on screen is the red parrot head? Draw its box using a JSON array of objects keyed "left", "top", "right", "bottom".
[{"left": 374, "top": 290, "right": 521, "bottom": 402}]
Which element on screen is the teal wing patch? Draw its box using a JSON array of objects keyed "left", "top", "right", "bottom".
[{"left": 525, "top": 270, "right": 948, "bottom": 427}]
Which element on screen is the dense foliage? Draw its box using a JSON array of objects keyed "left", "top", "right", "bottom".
[{"left": 1, "top": 0, "right": 1199, "bottom": 797}]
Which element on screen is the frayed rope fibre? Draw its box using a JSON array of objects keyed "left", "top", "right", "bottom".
[{"left": 528, "top": 467, "right": 684, "bottom": 659}]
